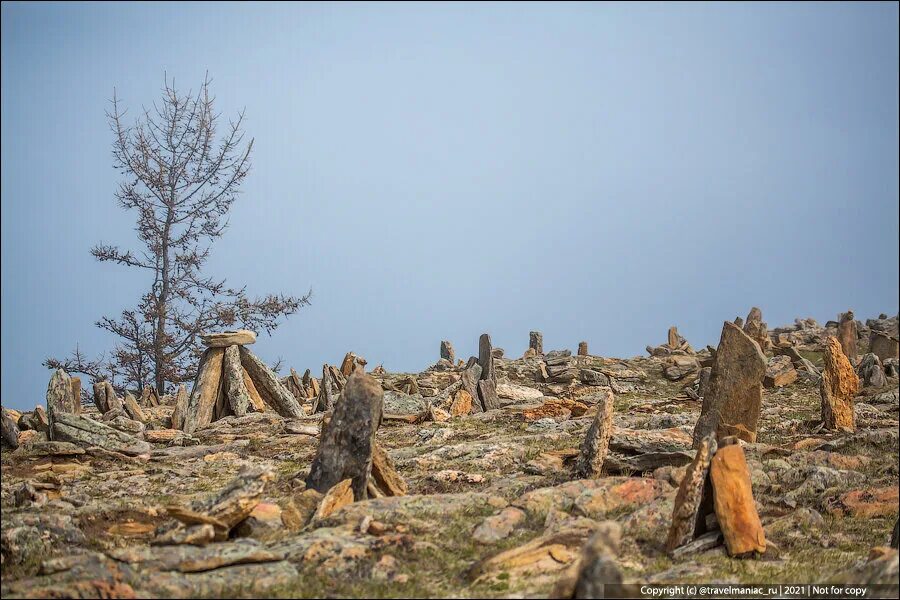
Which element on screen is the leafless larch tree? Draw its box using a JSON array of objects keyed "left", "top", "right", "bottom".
[{"left": 47, "top": 74, "right": 310, "bottom": 394}]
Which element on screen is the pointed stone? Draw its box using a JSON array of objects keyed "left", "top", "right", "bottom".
[
  {"left": 305, "top": 372, "right": 384, "bottom": 500},
  {"left": 46, "top": 369, "right": 75, "bottom": 431},
  {"left": 70, "top": 377, "right": 82, "bottom": 414},
  {"left": 820, "top": 336, "right": 859, "bottom": 431},
  {"left": 239, "top": 347, "right": 304, "bottom": 418},
  {"left": 666, "top": 434, "right": 717, "bottom": 553},
  {"left": 171, "top": 385, "right": 188, "bottom": 431},
  {"left": 105, "top": 381, "right": 123, "bottom": 413},
  {"left": 529, "top": 331, "right": 544, "bottom": 355},
  {"left": 837, "top": 311, "right": 858, "bottom": 365},
  {"left": 575, "top": 389, "right": 614, "bottom": 478},
  {"left": 440, "top": 340, "right": 455, "bottom": 363},
  {"left": 691, "top": 322, "right": 766, "bottom": 447},
  {"left": 668, "top": 326, "right": 680, "bottom": 349},
  {"left": 123, "top": 391, "right": 147, "bottom": 423},
  {"left": 92, "top": 381, "right": 107, "bottom": 413},
  {"left": 870, "top": 330, "right": 899, "bottom": 362},
  {"left": 223, "top": 345, "right": 250, "bottom": 417},
  {"left": 709, "top": 443, "right": 766, "bottom": 557},
  {"left": 371, "top": 443, "right": 407, "bottom": 496},
  {"left": 478, "top": 334, "right": 494, "bottom": 382}
]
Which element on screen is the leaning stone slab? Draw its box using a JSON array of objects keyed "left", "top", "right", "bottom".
[
  {"left": 371, "top": 442, "right": 407, "bottom": 497},
  {"left": 479, "top": 333, "right": 495, "bottom": 382},
  {"left": 666, "top": 433, "right": 716, "bottom": 553},
  {"left": 200, "top": 329, "right": 257, "bottom": 347},
  {"left": 123, "top": 392, "right": 147, "bottom": 423},
  {"left": 575, "top": 389, "right": 614, "bottom": 478},
  {"left": 240, "top": 347, "right": 303, "bottom": 418},
  {"left": 477, "top": 379, "right": 501, "bottom": 412},
  {"left": 50, "top": 411, "right": 151, "bottom": 456},
  {"left": 170, "top": 385, "right": 188, "bottom": 431},
  {"left": 306, "top": 372, "right": 384, "bottom": 500},
  {"left": 460, "top": 362, "right": 483, "bottom": 413},
  {"left": 692, "top": 322, "right": 766, "bottom": 447}
]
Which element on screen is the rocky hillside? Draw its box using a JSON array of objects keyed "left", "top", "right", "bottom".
[{"left": 1, "top": 309, "right": 898, "bottom": 598}]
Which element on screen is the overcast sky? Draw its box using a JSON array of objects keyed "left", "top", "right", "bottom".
[{"left": 2, "top": 2, "right": 898, "bottom": 410}]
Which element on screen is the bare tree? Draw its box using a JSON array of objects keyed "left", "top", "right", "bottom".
[{"left": 48, "top": 74, "right": 310, "bottom": 394}]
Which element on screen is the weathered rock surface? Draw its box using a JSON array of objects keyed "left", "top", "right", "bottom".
[
  {"left": 239, "top": 347, "right": 304, "bottom": 419},
  {"left": 838, "top": 311, "right": 859, "bottom": 365},
  {"left": 306, "top": 372, "right": 384, "bottom": 500},
  {"left": 50, "top": 411, "right": 151, "bottom": 455},
  {"left": 666, "top": 434, "right": 716, "bottom": 553},
  {"left": 692, "top": 322, "right": 766, "bottom": 446},
  {"left": 575, "top": 389, "right": 614, "bottom": 478},
  {"left": 821, "top": 336, "right": 859, "bottom": 431},
  {"left": 200, "top": 329, "right": 257, "bottom": 347},
  {"left": 709, "top": 442, "right": 766, "bottom": 556}
]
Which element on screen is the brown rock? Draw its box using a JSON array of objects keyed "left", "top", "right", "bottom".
[
  {"left": 709, "top": 443, "right": 766, "bottom": 557},
  {"left": 123, "top": 391, "right": 147, "bottom": 423},
  {"left": 668, "top": 326, "right": 680, "bottom": 349},
  {"left": 239, "top": 346, "right": 304, "bottom": 418},
  {"left": 870, "top": 331, "right": 899, "bottom": 362},
  {"left": 837, "top": 311, "right": 859, "bottom": 365},
  {"left": 577, "top": 341, "right": 589, "bottom": 356},
  {"left": 529, "top": 331, "right": 544, "bottom": 355},
  {"left": 46, "top": 369, "right": 75, "bottom": 430},
  {"left": 477, "top": 379, "right": 501, "bottom": 411},
  {"left": 1, "top": 408, "right": 20, "bottom": 449},
  {"left": 742, "top": 306, "right": 771, "bottom": 352},
  {"left": 314, "top": 479, "right": 354, "bottom": 520},
  {"left": 70, "top": 377, "right": 82, "bottom": 414},
  {"left": 828, "top": 487, "right": 899, "bottom": 519},
  {"left": 282, "top": 489, "right": 324, "bottom": 531},
  {"left": 145, "top": 429, "right": 185, "bottom": 443},
  {"left": 200, "top": 329, "right": 256, "bottom": 347},
  {"left": 305, "top": 372, "right": 384, "bottom": 500},
  {"left": 692, "top": 322, "right": 766, "bottom": 447},
  {"left": 479, "top": 333, "right": 495, "bottom": 382},
  {"left": 184, "top": 347, "right": 225, "bottom": 433},
  {"left": 764, "top": 355, "right": 798, "bottom": 388},
  {"left": 666, "top": 434, "right": 716, "bottom": 553},
  {"left": 170, "top": 385, "right": 188, "bottom": 430},
  {"left": 223, "top": 345, "right": 250, "bottom": 417},
  {"left": 820, "top": 336, "right": 859, "bottom": 431},
  {"left": 449, "top": 389, "right": 474, "bottom": 417},
  {"left": 575, "top": 389, "right": 614, "bottom": 478},
  {"left": 371, "top": 443, "right": 407, "bottom": 496},
  {"left": 242, "top": 367, "right": 268, "bottom": 412},
  {"left": 440, "top": 340, "right": 455, "bottom": 363}
]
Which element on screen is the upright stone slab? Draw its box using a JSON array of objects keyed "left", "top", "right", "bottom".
[
  {"left": 223, "top": 345, "right": 250, "bottom": 417},
  {"left": 478, "top": 334, "right": 494, "bottom": 382},
  {"left": 709, "top": 442, "right": 766, "bottom": 557},
  {"left": 460, "top": 362, "right": 484, "bottom": 413},
  {"left": 46, "top": 369, "right": 74, "bottom": 431},
  {"left": 70, "top": 377, "right": 82, "bottom": 414},
  {"left": 578, "top": 341, "right": 589, "bottom": 356},
  {"left": 92, "top": 382, "right": 108, "bottom": 413},
  {"left": 820, "top": 336, "right": 859, "bottom": 431},
  {"left": 691, "top": 322, "right": 766, "bottom": 447},
  {"left": 170, "top": 384, "right": 188, "bottom": 431},
  {"left": 575, "top": 389, "right": 614, "bottom": 478},
  {"left": 529, "top": 331, "right": 543, "bottom": 355},
  {"left": 440, "top": 340, "right": 455, "bottom": 363},
  {"left": 239, "top": 347, "right": 304, "bottom": 418},
  {"left": 837, "top": 311, "right": 859, "bottom": 365},
  {"left": 104, "top": 382, "right": 123, "bottom": 413},
  {"left": 667, "top": 327, "right": 680, "bottom": 349},
  {"left": 305, "top": 372, "right": 384, "bottom": 500},
  {"left": 184, "top": 347, "right": 226, "bottom": 433},
  {"left": 477, "top": 379, "right": 501, "bottom": 411},
  {"left": 666, "top": 434, "right": 717, "bottom": 553}
]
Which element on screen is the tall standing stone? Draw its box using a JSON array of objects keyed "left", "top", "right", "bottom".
[
  {"left": 104, "top": 381, "right": 123, "bottom": 413},
  {"left": 440, "top": 340, "right": 455, "bottom": 363},
  {"left": 667, "top": 327, "right": 680, "bottom": 349},
  {"left": 529, "top": 331, "right": 543, "bottom": 355},
  {"left": 691, "top": 322, "right": 766, "bottom": 448},
  {"left": 460, "top": 362, "right": 483, "bottom": 413},
  {"left": 837, "top": 311, "right": 859, "bottom": 365},
  {"left": 184, "top": 347, "right": 226, "bottom": 434},
  {"left": 46, "top": 369, "right": 75, "bottom": 431},
  {"left": 820, "top": 336, "right": 859, "bottom": 431},
  {"left": 170, "top": 385, "right": 188, "bottom": 431},
  {"left": 70, "top": 377, "right": 82, "bottom": 414},
  {"left": 575, "top": 389, "right": 614, "bottom": 478},
  {"left": 477, "top": 379, "right": 501, "bottom": 411},
  {"left": 870, "top": 331, "right": 899, "bottom": 362},
  {"left": 578, "top": 341, "right": 589, "bottom": 356},
  {"left": 305, "top": 372, "right": 384, "bottom": 500},
  {"left": 478, "top": 334, "right": 494, "bottom": 382},
  {"left": 709, "top": 442, "right": 766, "bottom": 557},
  {"left": 123, "top": 391, "right": 147, "bottom": 423},
  {"left": 92, "top": 381, "right": 108, "bottom": 413},
  {"left": 223, "top": 345, "right": 250, "bottom": 417}
]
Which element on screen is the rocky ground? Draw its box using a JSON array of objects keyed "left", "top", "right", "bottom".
[{"left": 1, "top": 312, "right": 899, "bottom": 598}]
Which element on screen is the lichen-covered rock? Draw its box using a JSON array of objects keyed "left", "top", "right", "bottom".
[{"left": 821, "top": 336, "right": 859, "bottom": 431}]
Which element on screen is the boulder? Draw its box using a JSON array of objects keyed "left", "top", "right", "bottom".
[
  {"left": 575, "top": 390, "right": 614, "bottom": 478},
  {"left": 870, "top": 330, "right": 899, "bottom": 362},
  {"left": 764, "top": 355, "right": 798, "bottom": 388},
  {"left": 439, "top": 340, "right": 455, "bottom": 363},
  {"left": 50, "top": 411, "right": 151, "bottom": 456}
]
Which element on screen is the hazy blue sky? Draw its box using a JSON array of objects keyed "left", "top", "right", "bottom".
[{"left": 2, "top": 2, "right": 898, "bottom": 410}]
